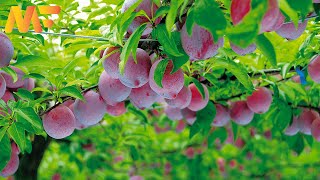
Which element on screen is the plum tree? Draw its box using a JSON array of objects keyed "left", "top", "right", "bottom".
[
  {"left": 149, "top": 60, "right": 184, "bottom": 99},
  {"left": 0, "top": 74, "right": 6, "bottom": 98},
  {"left": 102, "top": 47, "right": 121, "bottom": 79},
  {"left": 106, "top": 102, "right": 127, "bottom": 117},
  {"left": 99, "top": 71, "right": 132, "bottom": 105},
  {"left": 212, "top": 104, "right": 230, "bottom": 127},
  {"left": 230, "top": 42, "right": 256, "bottom": 56},
  {"left": 164, "top": 107, "right": 183, "bottom": 121},
  {"left": 231, "top": 0, "right": 279, "bottom": 33},
  {"left": 165, "top": 86, "right": 192, "bottom": 109},
  {"left": 119, "top": 48, "right": 152, "bottom": 88},
  {"left": 181, "top": 23, "right": 224, "bottom": 61},
  {"left": 1, "top": 66, "right": 25, "bottom": 89},
  {"left": 298, "top": 109, "right": 319, "bottom": 135},
  {"left": 308, "top": 55, "right": 320, "bottom": 83},
  {"left": 43, "top": 105, "right": 76, "bottom": 139},
  {"left": 311, "top": 118, "right": 320, "bottom": 141},
  {"left": 230, "top": 101, "right": 254, "bottom": 125},
  {"left": 246, "top": 87, "right": 273, "bottom": 114},
  {"left": 284, "top": 116, "right": 300, "bottom": 136},
  {"left": 187, "top": 83, "right": 209, "bottom": 111},
  {"left": 0, "top": 148, "right": 19, "bottom": 177},
  {"left": 73, "top": 90, "right": 107, "bottom": 126},
  {"left": 276, "top": 20, "right": 308, "bottom": 40},
  {"left": 129, "top": 82, "right": 158, "bottom": 109},
  {"left": 181, "top": 108, "right": 197, "bottom": 125},
  {"left": 0, "top": 33, "right": 14, "bottom": 68}
]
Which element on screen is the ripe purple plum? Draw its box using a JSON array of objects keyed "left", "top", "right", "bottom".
[
  {"left": 164, "top": 107, "right": 183, "bottom": 121},
  {"left": 2, "top": 90, "right": 14, "bottom": 103},
  {"left": 266, "top": 10, "right": 285, "bottom": 32},
  {"left": 73, "top": 91, "right": 107, "bottom": 126},
  {"left": 276, "top": 20, "right": 308, "bottom": 40},
  {"left": 311, "top": 118, "right": 320, "bottom": 141},
  {"left": 106, "top": 102, "right": 127, "bottom": 117},
  {"left": 181, "top": 108, "right": 197, "bottom": 125},
  {"left": 308, "top": 55, "right": 320, "bottom": 83},
  {"left": 212, "top": 104, "right": 230, "bottom": 127},
  {"left": 187, "top": 83, "right": 209, "bottom": 111},
  {"left": 102, "top": 47, "right": 121, "bottom": 79},
  {"left": 99, "top": 71, "right": 131, "bottom": 105},
  {"left": 314, "top": 0, "right": 320, "bottom": 3},
  {"left": 165, "top": 86, "right": 192, "bottom": 109},
  {"left": 0, "top": 74, "right": 6, "bottom": 99},
  {"left": 119, "top": 48, "right": 151, "bottom": 88},
  {"left": 284, "top": 116, "right": 300, "bottom": 136},
  {"left": 11, "top": 142, "right": 20, "bottom": 155},
  {"left": 231, "top": 0, "right": 280, "bottom": 33},
  {"left": 230, "top": 42, "right": 256, "bottom": 56},
  {"left": 43, "top": 105, "right": 76, "bottom": 139},
  {"left": 0, "top": 33, "right": 14, "bottom": 68},
  {"left": 181, "top": 24, "right": 224, "bottom": 61},
  {"left": 149, "top": 60, "right": 184, "bottom": 99},
  {"left": 1, "top": 66, "right": 25, "bottom": 89},
  {"left": 0, "top": 149, "right": 19, "bottom": 177},
  {"left": 68, "top": 102, "right": 88, "bottom": 130},
  {"left": 298, "top": 109, "right": 319, "bottom": 135},
  {"left": 246, "top": 87, "right": 273, "bottom": 114},
  {"left": 230, "top": 101, "right": 254, "bottom": 125},
  {"left": 23, "top": 78, "right": 35, "bottom": 91},
  {"left": 129, "top": 82, "right": 158, "bottom": 109}
]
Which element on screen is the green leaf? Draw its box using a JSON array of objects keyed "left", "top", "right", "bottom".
[
  {"left": 1, "top": 66, "right": 17, "bottom": 83},
  {"left": 130, "top": 145, "right": 140, "bottom": 161},
  {"left": 211, "top": 58, "right": 254, "bottom": 91},
  {"left": 231, "top": 121, "right": 238, "bottom": 142},
  {"left": 208, "top": 128, "right": 227, "bottom": 148},
  {"left": 153, "top": 59, "right": 169, "bottom": 88},
  {"left": 119, "top": 24, "right": 147, "bottom": 74},
  {"left": 0, "top": 126, "right": 8, "bottom": 142},
  {"left": 286, "top": 134, "right": 304, "bottom": 155},
  {"left": 14, "top": 89, "right": 34, "bottom": 101},
  {"left": 168, "top": 32, "right": 189, "bottom": 73},
  {"left": 166, "top": 0, "right": 179, "bottom": 34},
  {"left": 16, "top": 107, "right": 43, "bottom": 132},
  {"left": 0, "top": 0, "right": 17, "bottom": 5},
  {"left": 286, "top": 0, "right": 313, "bottom": 19},
  {"left": 256, "top": 34, "right": 277, "bottom": 67},
  {"left": 154, "top": 6, "right": 170, "bottom": 20},
  {"left": 59, "top": 86, "right": 84, "bottom": 101},
  {"left": 191, "top": 78, "right": 205, "bottom": 99},
  {"left": 14, "top": 55, "right": 63, "bottom": 68},
  {"left": 0, "top": 134, "right": 11, "bottom": 172},
  {"left": 279, "top": 0, "right": 299, "bottom": 26},
  {"left": 8, "top": 123, "right": 26, "bottom": 152}
]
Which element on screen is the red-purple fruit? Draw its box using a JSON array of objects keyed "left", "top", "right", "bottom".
[
  {"left": 181, "top": 108, "right": 197, "bottom": 125},
  {"left": 308, "top": 55, "right": 320, "bottom": 83},
  {"left": 246, "top": 87, "right": 273, "bottom": 114},
  {"left": 230, "top": 101, "right": 254, "bottom": 125},
  {"left": 181, "top": 24, "right": 224, "bottom": 61},
  {"left": 298, "top": 109, "right": 319, "bottom": 135},
  {"left": 130, "top": 175, "right": 144, "bottom": 180},
  {"left": 230, "top": 42, "right": 256, "bottom": 56},
  {"left": 0, "top": 148, "right": 19, "bottom": 177},
  {"left": 266, "top": 10, "right": 285, "bottom": 32},
  {"left": 165, "top": 86, "right": 192, "bottom": 109},
  {"left": 276, "top": 20, "right": 308, "bottom": 40},
  {"left": 129, "top": 82, "right": 159, "bottom": 109},
  {"left": 106, "top": 102, "right": 127, "bottom": 117},
  {"left": 1, "top": 66, "right": 25, "bottom": 89},
  {"left": 187, "top": 83, "right": 209, "bottom": 111},
  {"left": 99, "top": 71, "right": 131, "bottom": 105},
  {"left": 311, "top": 118, "right": 320, "bottom": 141},
  {"left": 0, "top": 74, "right": 6, "bottom": 98},
  {"left": 119, "top": 48, "right": 152, "bottom": 88},
  {"left": 231, "top": 0, "right": 280, "bottom": 33},
  {"left": 176, "top": 120, "right": 186, "bottom": 133},
  {"left": 102, "top": 47, "right": 121, "bottom": 79},
  {"left": 164, "top": 107, "right": 183, "bottom": 121},
  {"left": 0, "top": 33, "right": 14, "bottom": 68},
  {"left": 73, "top": 91, "right": 107, "bottom": 126},
  {"left": 212, "top": 104, "right": 230, "bottom": 127},
  {"left": 149, "top": 60, "right": 184, "bottom": 99},
  {"left": 68, "top": 102, "right": 88, "bottom": 130},
  {"left": 284, "top": 116, "right": 300, "bottom": 136},
  {"left": 185, "top": 147, "right": 195, "bottom": 159}
]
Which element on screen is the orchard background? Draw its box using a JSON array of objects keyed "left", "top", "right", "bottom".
[{"left": 0, "top": 0, "right": 320, "bottom": 179}]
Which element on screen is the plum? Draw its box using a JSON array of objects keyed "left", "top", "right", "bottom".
[
  {"left": 298, "top": 109, "right": 319, "bottom": 135},
  {"left": 276, "top": 20, "right": 308, "bottom": 40},
  {"left": 246, "top": 87, "right": 273, "bottom": 114},
  {"left": 0, "top": 66, "right": 25, "bottom": 89},
  {"left": 230, "top": 42, "right": 256, "bottom": 56},
  {"left": 175, "top": 120, "right": 186, "bottom": 133},
  {"left": 311, "top": 118, "right": 320, "bottom": 141},
  {"left": 106, "top": 102, "right": 127, "bottom": 117},
  {"left": 0, "top": 33, "right": 14, "bottom": 68},
  {"left": 68, "top": 102, "right": 88, "bottom": 130},
  {"left": 187, "top": 83, "right": 209, "bottom": 111},
  {"left": 181, "top": 108, "right": 197, "bottom": 125},
  {"left": 0, "top": 149, "right": 19, "bottom": 177},
  {"left": 102, "top": 47, "right": 121, "bottom": 79},
  {"left": 284, "top": 116, "right": 300, "bottom": 136},
  {"left": 230, "top": 101, "right": 254, "bottom": 125},
  {"left": 129, "top": 82, "right": 158, "bottom": 109},
  {"left": 212, "top": 104, "right": 230, "bottom": 127},
  {"left": 0, "top": 74, "right": 6, "bottom": 99},
  {"left": 165, "top": 86, "right": 192, "bottom": 109},
  {"left": 164, "top": 107, "right": 183, "bottom": 121},
  {"left": 308, "top": 55, "right": 320, "bottom": 83}
]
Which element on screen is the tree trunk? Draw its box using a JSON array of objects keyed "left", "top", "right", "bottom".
[{"left": 15, "top": 136, "right": 51, "bottom": 180}]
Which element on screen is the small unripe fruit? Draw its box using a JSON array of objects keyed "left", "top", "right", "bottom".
[
  {"left": 164, "top": 107, "right": 183, "bottom": 121},
  {"left": 129, "top": 82, "right": 159, "bottom": 109},
  {"left": 246, "top": 87, "right": 273, "bottom": 114},
  {"left": 298, "top": 109, "right": 319, "bottom": 135},
  {"left": 230, "top": 42, "right": 256, "bottom": 56},
  {"left": 102, "top": 47, "right": 121, "bottom": 79},
  {"left": 211, "top": 104, "right": 230, "bottom": 127},
  {"left": 308, "top": 55, "right": 320, "bottom": 83},
  {"left": 1, "top": 66, "right": 25, "bottom": 89},
  {"left": 188, "top": 83, "right": 209, "bottom": 111},
  {"left": 230, "top": 101, "right": 254, "bottom": 125},
  {"left": 106, "top": 102, "right": 127, "bottom": 117},
  {"left": 276, "top": 20, "right": 308, "bottom": 40},
  {"left": 0, "top": 33, "right": 14, "bottom": 68},
  {"left": 165, "top": 86, "right": 192, "bottom": 109},
  {"left": 43, "top": 105, "right": 76, "bottom": 139}
]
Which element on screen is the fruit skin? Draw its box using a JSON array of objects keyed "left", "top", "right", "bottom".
[
  {"left": 212, "top": 104, "right": 230, "bottom": 127},
  {"left": 246, "top": 87, "right": 273, "bottom": 114},
  {"left": 276, "top": 20, "right": 308, "bottom": 40},
  {"left": 284, "top": 116, "right": 300, "bottom": 136},
  {"left": 43, "top": 105, "right": 76, "bottom": 139},
  {"left": 68, "top": 102, "right": 88, "bottom": 130},
  {"left": 0, "top": 74, "right": 6, "bottom": 99},
  {"left": 266, "top": 10, "right": 285, "bottom": 32},
  {"left": 165, "top": 86, "right": 192, "bottom": 109},
  {"left": 181, "top": 108, "right": 197, "bottom": 125},
  {"left": 311, "top": 118, "right": 320, "bottom": 141},
  {"left": 308, "top": 55, "right": 320, "bottom": 83},
  {"left": 298, "top": 109, "right": 319, "bottom": 135},
  {"left": 0, "top": 149, "right": 19, "bottom": 177},
  {"left": 1, "top": 66, "right": 25, "bottom": 89},
  {"left": 73, "top": 91, "right": 107, "bottom": 126},
  {"left": 187, "top": 83, "right": 209, "bottom": 112},
  {"left": 181, "top": 23, "right": 224, "bottom": 61},
  {"left": 149, "top": 60, "right": 184, "bottom": 99},
  {"left": 129, "top": 82, "right": 159, "bottom": 109},
  {"left": 106, "top": 102, "right": 127, "bottom": 117},
  {"left": 230, "top": 42, "right": 256, "bottom": 56},
  {"left": 119, "top": 48, "right": 152, "bottom": 88},
  {"left": 230, "top": 101, "right": 254, "bottom": 125},
  {"left": 164, "top": 107, "right": 183, "bottom": 121},
  {"left": 102, "top": 47, "right": 121, "bottom": 79},
  {"left": 0, "top": 33, "right": 14, "bottom": 68},
  {"left": 99, "top": 71, "right": 132, "bottom": 105}
]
